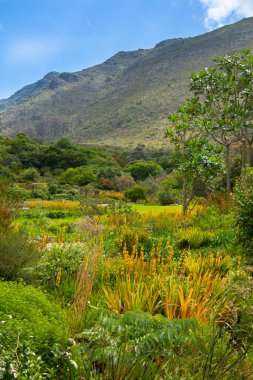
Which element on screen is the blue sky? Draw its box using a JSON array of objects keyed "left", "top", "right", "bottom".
[{"left": 1, "top": 0, "right": 253, "bottom": 99}]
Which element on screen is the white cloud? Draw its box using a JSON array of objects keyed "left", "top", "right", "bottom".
[
  {"left": 5, "top": 37, "right": 63, "bottom": 65},
  {"left": 200, "top": 0, "right": 253, "bottom": 30}
]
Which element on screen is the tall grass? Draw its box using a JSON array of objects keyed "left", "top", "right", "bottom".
[{"left": 68, "top": 241, "right": 102, "bottom": 334}]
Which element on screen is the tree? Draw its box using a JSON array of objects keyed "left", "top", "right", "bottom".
[
  {"left": 59, "top": 167, "right": 96, "bottom": 186},
  {"left": 190, "top": 50, "right": 253, "bottom": 192},
  {"left": 167, "top": 101, "right": 224, "bottom": 214},
  {"left": 125, "top": 161, "right": 163, "bottom": 181}
]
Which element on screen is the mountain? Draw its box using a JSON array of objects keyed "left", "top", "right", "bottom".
[{"left": 1, "top": 17, "right": 253, "bottom": 146}]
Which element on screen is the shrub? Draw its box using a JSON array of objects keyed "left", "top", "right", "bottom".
[
  {"left": 0, "top": 281, "right": 65, "bottom": 346},
  {"left": 125, "top": 161, "right": 163, "bottom": 181},
  {"left": 0, "top": 230, "right": 39, "bottom": 281},
  {"left": 176, "top": 227, "right": 214, "bottom": 249},
  {"left": 78, "top": 311, "right": 198, "bottom": 378},
  {"left": 157, "top": 175, "right": 181, "bottom": 205},
  {"left": 60, "top": 166, "right": 96, "bottom": 186},
  {"left": 234, "top": 167, "right": 253, "bottom": 252},
  {"left": 158, "top": 188, "right": 177, "bottom": 205},
  {"left": 98, "top": 177, "right": 114, "bottom": 190},
  {"left": 30, "top": 187, "right": 48, "bottom": 199},
  {"left": 0, "top": 281, "right": 76, "bottom": 379},
  {"left": 100, "top": 190, "right": 125, "bottom": 200},
  {"left": 77, "top": 310, "right": 250, "bottom": 379},
  {"left": 124, "top": 186, "right": 147, "bottom": 202},
  {"left": 38, "top": 243, "right": 85, "bottom": 301},
  {"left": 19, "top": 167, "right": 40, "bottom": 182},
  {"left": 0, "top": 178, "right": 20, "bottom": 229},
  {"left": 114, "top": 174, "right": 136, "bottom": 191}
]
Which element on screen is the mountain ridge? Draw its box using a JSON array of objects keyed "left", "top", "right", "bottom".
[{"left": 1, "top": 17, "right": 253, "bottom": 146}]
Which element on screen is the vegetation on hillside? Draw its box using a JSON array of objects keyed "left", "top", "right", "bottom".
[
  {"left": 1, "top": 18, "right": 253, "bottom": 144},
  {"left": 0, "top": 49, "right": 252, "bottom": 379}
]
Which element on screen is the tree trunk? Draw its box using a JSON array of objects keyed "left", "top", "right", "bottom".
[
  {"left": 225, "top": 145, "right": 231, "bottom": 194},
  {"left": 248, "top": 141, "right": 253, "bottom": 167},
  {"left": 182, "top": 177, "right": 187, "bottom": 215}
]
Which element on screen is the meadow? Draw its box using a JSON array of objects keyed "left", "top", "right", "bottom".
[{"left": 1, "top": 194, "right": 252, "bottom": 379}]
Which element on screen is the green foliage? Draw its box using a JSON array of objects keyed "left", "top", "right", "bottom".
[
  {"left": 176, "top": 227, "right": 214, "bottom": 249},
  {"left": 78, "top": 311, "right": 198, "bottom": 378},
  {"left": 0, "top": 281, "right": 76, "bottom": 379},
  {"left": 77, "top": 310, "right": 250, "bottom": 379},
  {"left": 234, "top": 167, "right": 253, "bottom": 251},
  {"left": 0, "top": 230, "right": 40, "bottom": 281},
  {"left": 158, "top": 177, "right": 178, "bottom": 205},
  {"left": 124, "top": 186, "right": 147, "bottom": 202},
  {"left": 0, "top": 281, "right": 65, "bottom": 347},
  {"left": 190, "top": 49, "right": 253, "bottom": 191},
  {"left": 167, "top": 100, "right": 224, "bottom": 213},
  {"left": 0, "top": 178, "right": 20, "bottom": 229},
  {"left": 60, "top": 166, "right": 96, "bottom": 186},
  {"left": 125, "top": 160, "right": 163, "bottom": 181},
  {"left": 38, "top": 243, "right": 85, "bottom": 301},
  {"left": 114, "top": 174, "right": 136, "bottom": 191},
  {"left": 19, "top": 167, "right": 40, "bottom": 182}
]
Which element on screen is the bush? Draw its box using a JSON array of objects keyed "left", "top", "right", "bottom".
[
  {"left": 60, "top": 166, "right": 96, "bottom": 186},
  {"left": 114, "top": 174, "right": 136, "bottom": 191},
  {"left": 19, "top": 167, "right": 40, "bottom": 182},
  {"left": 0, "top": 230, "right": 40, "bottom": 281},
  {"left": 0, "top": 178, "right": 20, "bottom": 229},
  {"left": 124, "top": 186, "right": 147, "bottom": 202},
  {"left": 158, "top": 188, "right": 177, "bottom": 205},
  {"left": 157, "top": 174, "right": 181, "bottom": 205},
  {"left": 38, "top": 243, "right": 85, "bottom": 301},
  {"left": 77, "top": 310, "right": 250, "bottom": 379},
  {"left": 125, "top": 161, "right": 163, "bottom": 181},
  {"left": 234, "top": 167, "right": 253, "bottom": 252},
  {"left": 0, "top": 281, "right": 65, "bottom": 346},
  {"left": 176, "top": 227, "right": 214, "bottom": 249},
  {"left": 30, "top": 187, "right": 48, "bottom": 199},
  {"left": 0, "top": 281, "right": 76, "bottom": 379}
]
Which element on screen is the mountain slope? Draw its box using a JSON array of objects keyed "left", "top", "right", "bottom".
[{"left": 1, "top": 17, "right": 253, "bottom": 145}]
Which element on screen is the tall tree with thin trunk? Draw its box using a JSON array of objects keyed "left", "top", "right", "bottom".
[
  {"left": 190, "top": 50, "right": 253, "bottom": 192},
  {"left": 167, "top": 100, "right": 224, "bottom": 215}
]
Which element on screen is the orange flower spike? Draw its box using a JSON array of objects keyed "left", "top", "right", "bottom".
[
  {"left": 169, "top": 245, "right": 173, "bottom": 264},
  {"left": 237, "top": 255, "right": 241, "bottom": 269},
  {"left": 140, "top": 246, "right": 144, "bottom": 262},
  {"left": 123, "top": 242, "right": 128, "bottom": 258},
  {"left": 55, "top": 266, "right": 62, "bottom": 286},
  {"left": 150, "top": 245, "right": 155, "bottom": 260},
  {"left": 165, "top": 235, "right": 170, "bottom": 250}
]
